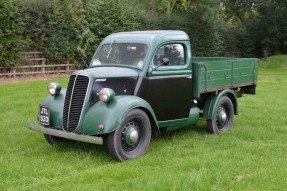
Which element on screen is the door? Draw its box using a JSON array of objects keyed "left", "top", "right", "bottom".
[{"left": 147, "top": 43, "right": 192, "bottom": 121}]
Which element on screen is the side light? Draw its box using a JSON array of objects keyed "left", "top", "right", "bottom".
[
  {"left": 98, "top": 88, "right": 115, "bottom": 103},
  {"left": 98, "top": 124, "right": 104, "bottom": 131},
  {"left": 47, "top": 83, "right": 61, "bottom": 96}
]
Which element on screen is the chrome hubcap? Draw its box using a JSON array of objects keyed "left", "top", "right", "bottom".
[
  {"left": 216, "top": 106, "right": 228, "bottom": 129},
  {"left": 122, "top": 122, "right": 140, "bottom": 149},
  {"left": 125, "top": 126, "right": 139, "bottom": 145},
  {"left": 218, "top": 111, "right": 227, "bottom": 125},
  {"left": 129, "top": 129, "right": 139, "bottom": 144}
]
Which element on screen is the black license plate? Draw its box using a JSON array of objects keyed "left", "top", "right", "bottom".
[{"left": 39, "top": 105, "right": 50, "bottom": 126}]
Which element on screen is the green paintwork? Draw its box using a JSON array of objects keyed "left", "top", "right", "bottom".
[
  {"left": 84, "top": 66, "right": 139, "bottom": 78},
  {"left": 158, "top": 106, "right": 199, "bottom": 131},
  {"left": 31, "top": 30, "right": 258, "bottom": 143},
  {"left": 203, "top": 89, "right": 238, "bottom": 120},
  {"left": 148, "top": 40, "right": 192, "bottom": 75},
  {"left": 99, "top": 31, "right": 189, "bottom": 48},
  {"left": 192, "top": 58, "right": 258, "bottom": 99},
  {"left": 94, "top": 31, "right": 191, "bottom": 77},
  {"left": 42, "top": 89, "right": 66, "bottom": 129},
  {"left": 81, "top": 96, "right": 158, "bottom": 135},
  {"left": 68, "top": 69, "right": 138, "bottom": 134}
]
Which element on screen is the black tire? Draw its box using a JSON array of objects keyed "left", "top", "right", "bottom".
[
  {"left": 43, "top": 134, "right": 65, "bottom": 145},
  {"left": 207, "top": 96, "right": 234, "bottom": 134},
  {"left": 107, "top": 109, "right": 151, "bottom": 161}
]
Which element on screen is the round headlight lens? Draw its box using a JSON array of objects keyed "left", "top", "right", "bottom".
[
  {"left": 48, "top": 83, "right": 61, "bottom": 96},
  {"left": 99, "top": 88, "right": 115, "bottom": 103}
]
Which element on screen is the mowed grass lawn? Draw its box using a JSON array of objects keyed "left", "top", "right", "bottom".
[{"left": 0, "top": 55, "right": 287, "bottom": 190}]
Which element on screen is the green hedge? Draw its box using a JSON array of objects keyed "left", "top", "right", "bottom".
[
  {"left": 2, "top": 0, "right": 285, "bottom": 67},
  {"left": 0, "top": 0, "right": 140, "bottom": 67},
  {"left": 0, "top": 0, "right": 232, "bottom": 67},
  {"left": 0, "top": 0, "right": 24, "bottom": 67},
  {"left": 16, "top": 0, "right": 140, "bottom": 65}
]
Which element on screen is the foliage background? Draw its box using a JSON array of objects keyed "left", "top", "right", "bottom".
[{"left": 0, "top": 0, "right": 287, "bottom": 67}]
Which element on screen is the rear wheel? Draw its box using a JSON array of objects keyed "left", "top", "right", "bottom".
[
  {"left": 43, "top": 134, "right": 65, "bottom": 145},
  {"left": 207, "top": 96, "right": 234, "bottom": 134},
  {"left": 107, "top": 109, "right": 151, "bottom": 161}
]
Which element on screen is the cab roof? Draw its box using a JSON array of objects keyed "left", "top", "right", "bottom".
[{"left": 100, "top": 30, "right": 190, "bottom": 45}]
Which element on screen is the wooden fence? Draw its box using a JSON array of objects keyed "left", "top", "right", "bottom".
[{"left": 0, "top": 52, "right": 81, "bottom": 78}]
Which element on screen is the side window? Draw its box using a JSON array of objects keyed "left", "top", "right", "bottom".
[{"left": 153, "top": 44, "right": 185, "bottom": 66}]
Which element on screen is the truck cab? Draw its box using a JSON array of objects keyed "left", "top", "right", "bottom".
[
  {"left": 30, "top": 31, "right": 258, "bottom": 161},
  {"left": 90, "top": 31, "right": 193, "bottom": 121}
]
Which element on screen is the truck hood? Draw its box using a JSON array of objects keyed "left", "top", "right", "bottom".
[
  {"left": 79, "top": 66, "right": 139, "bottom": 78},
  {"left": 74, "top": 67, "right": 139, "bottom": 104}
]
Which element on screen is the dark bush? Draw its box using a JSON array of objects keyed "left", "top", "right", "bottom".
[{"left": 0, "top": 0, "right": 24, "bottom": 67}]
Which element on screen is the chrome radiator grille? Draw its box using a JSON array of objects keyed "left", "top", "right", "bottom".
[{"left": 63, "top": 75, "right": 89, "bottom": 132}]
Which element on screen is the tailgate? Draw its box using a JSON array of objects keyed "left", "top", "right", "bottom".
[{"left": 192, "top": 58, "right": 258, "bottom": 98}]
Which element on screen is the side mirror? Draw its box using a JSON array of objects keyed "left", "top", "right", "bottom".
[
  {"left": 151, "top": 58, "right": 169, "bottom": 72},
  {"left": 162, "top": 58, "right": 169, "bottom": 66},
  {"left": 77, "top": 47, "right": 89, "bottom": 68},
  {"left": 81, "top": 56, "right": 89, "bottom": 68}
]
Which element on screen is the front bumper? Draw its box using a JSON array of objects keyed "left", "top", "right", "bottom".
[{"left": 29, "top": 124, "right": 103, "bottom": 145}]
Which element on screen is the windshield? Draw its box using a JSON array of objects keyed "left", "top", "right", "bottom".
[{"left": 91, "top": 43, "right": 148, "bottom": 69}]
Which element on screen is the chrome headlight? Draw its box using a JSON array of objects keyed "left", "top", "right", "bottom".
[
  {"left": 47, "top": 82, "right": 61, "bottom": 96},
  {"left": 99, "top": 88, "right": 115, "bottom": 103}
]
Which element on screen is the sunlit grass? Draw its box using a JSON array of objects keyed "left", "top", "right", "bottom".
[
  {"left": 0, "top": 55, "right": 287, "bottom": 190},
  {"left": 259, "top": 55, "right": 287, "bottom": 69}
]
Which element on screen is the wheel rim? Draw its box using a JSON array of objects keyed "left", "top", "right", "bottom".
[
  {"left": 216, "top": 106, "right": 228, "bottom": 129},
  {"left": 121, "top": 121, "right": 141, "bottom": 151}
]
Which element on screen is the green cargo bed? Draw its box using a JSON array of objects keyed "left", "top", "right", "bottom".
[{"left": 192, "top": 57, "right": 258, "bottom": 98}]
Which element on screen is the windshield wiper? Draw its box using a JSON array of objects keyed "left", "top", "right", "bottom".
[{"left": 106, "top": 40, "right": 115, "bottom": 59}]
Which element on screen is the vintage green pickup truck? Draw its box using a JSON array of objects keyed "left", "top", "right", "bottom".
[{"left": 29, "top": 31, "right": 258, "bottom": 161}]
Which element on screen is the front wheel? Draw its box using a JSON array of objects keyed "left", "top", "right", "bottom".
[
  {"left": 207, "top": 96, "right": 234, "bottom": 134},
  {"left": 107, "top": 109, "right": 151, "bottom": 161}
]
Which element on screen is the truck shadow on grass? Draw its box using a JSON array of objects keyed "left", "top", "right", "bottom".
[
  {"left": 50, "top": 120, "right": 208, "bottom": 160},
  {"left": 51, "top": 139, "right": 112, "bottom": 161},
  {"left": 158, "top": 119, "right": 208, "bottom": 138}
]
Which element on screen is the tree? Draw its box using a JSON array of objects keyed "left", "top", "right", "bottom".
[
  {"left": 84, "top": 0, "right": 141, "bottom": 59},
  {"left": 251, "top": 1, "right": 287, "bottom": 56},
  {"left": 17, "top": 0, "right": 54, "bottom": 51},
  {"left": 222, "top": 0, "right": 287, "bottom": 57},
  {"left": 44, "top": 0, "right": 141, "bottom": 63},
  {"left": 0, "top": 0, "right": 24, "bottom": 67}
]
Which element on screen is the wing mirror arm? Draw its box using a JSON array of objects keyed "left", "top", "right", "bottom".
[
  {"left": 151, "top": 58, "right": 169, "bottom": 72},
  {"left": 81, "top": 57, "right": 89, "bottom": 68}
]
